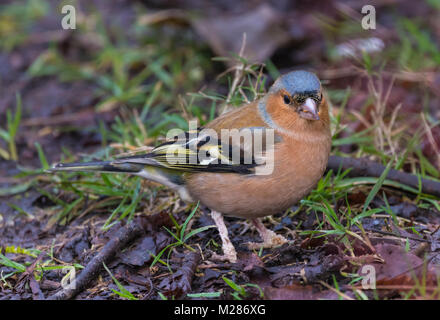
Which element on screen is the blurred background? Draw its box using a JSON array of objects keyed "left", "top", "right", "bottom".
[
  {"left": 1, "top": 0, "right": 440, "bottom": 300},
  {"left": 1, "top": 0, "right": 439, "bottom": 174}
]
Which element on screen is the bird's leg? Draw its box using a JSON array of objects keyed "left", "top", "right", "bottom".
[
  {"left": 246, "top": 218, "right": 288, "bottom": 250},
  {"left": 210, "top": 211, "right": 237, "bottom": 263}
]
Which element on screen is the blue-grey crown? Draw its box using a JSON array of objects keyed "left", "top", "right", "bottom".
[{"left": 269, "top": 70, "right": 321, "bottom": 95}]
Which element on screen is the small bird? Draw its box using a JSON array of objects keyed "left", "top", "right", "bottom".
[{"left": 50, "top": 70, "right": 331, "bottom": 263}]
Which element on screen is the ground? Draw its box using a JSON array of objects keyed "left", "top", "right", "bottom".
[{"left": 1, "top": 0, "right": 440, "bottom": 300}]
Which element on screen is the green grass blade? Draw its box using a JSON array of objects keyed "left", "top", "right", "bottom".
[{"left": 362, "top": 162, "right": 392, "bottom": 214}]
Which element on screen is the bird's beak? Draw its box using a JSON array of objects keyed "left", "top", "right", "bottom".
[{"left": 299, "top": 98, "right": 320, "bottom": 120}]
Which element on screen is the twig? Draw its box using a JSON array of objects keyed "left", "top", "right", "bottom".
[
  {"left": 47, "top": 222, "right": 144, "bottom": 300},
  {"left": 327, "top": 155, "right": 440, "bottom": 197},
  {"left": 363, "top": 227, "right": 432, "bottom": 243}
]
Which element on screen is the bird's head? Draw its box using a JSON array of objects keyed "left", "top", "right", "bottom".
[{"left": 269, "top": 70, "right": 323, "bottom": 121}]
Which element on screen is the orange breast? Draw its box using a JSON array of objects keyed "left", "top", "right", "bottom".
[
  {"left": 185, "top": 134, "right": 331, "bottom": 218},
  {"left": 184, "top": 94, "right": 331, "bottom": 218}
]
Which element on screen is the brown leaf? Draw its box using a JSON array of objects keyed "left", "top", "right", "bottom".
[
  {"left": 158, "top": 251, "right": 201, "bottom": 298},
  {"left": 264, "top": 284, "right": 339, "bottom": 300},
  {"left": 192, "top": 4, "right": 290, "bottom": 64},
  {"left": 371, "top": 244, "right": 438, "bottom": 287},
  {"left": 236, "top": 252, "right": 264, "bottom": 271},
  {"left": 119, "top": 236, "right": 156, "bottom": 266}
]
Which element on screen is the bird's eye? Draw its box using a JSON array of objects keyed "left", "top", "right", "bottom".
[{"left": 283, "top": 95, "right": 291, "bottom": 104}]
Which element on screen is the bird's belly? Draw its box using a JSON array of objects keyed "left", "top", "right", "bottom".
[{"left": 185, "top": 145, "right": 329, "bottom": 218}]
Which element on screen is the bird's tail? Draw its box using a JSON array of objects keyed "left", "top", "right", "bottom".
[{"left": 48, "top": 160, "right": 145, "bottom": 173}]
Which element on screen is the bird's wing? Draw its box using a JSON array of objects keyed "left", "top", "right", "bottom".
[
  {"left": 113, "top": 126, "right": 281, "bottom": 175},
  {"left": 206, "top": 100, "right": 267, "bottom": 131},
  {"left": 51, "top": 101, "right": 281, "bottom": 176}
]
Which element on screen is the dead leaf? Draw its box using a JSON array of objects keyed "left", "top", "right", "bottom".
[
  {"left": 119, "top": 236, "right": 156, "bottom": 266},
  {"left": 264, "top": 284, "right": 340, "bottom": 300},
  {"left": 192, "top": 4, "right": 290, "bottom": 64},
  {"left": 371, "top": 244, "right": 438, "bottom": 288}
]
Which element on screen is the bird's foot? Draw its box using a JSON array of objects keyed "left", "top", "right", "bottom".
[
  {"left": 245, "top": 218, "right": 288, "bottom": 250},
  {"left": 210, "top": 211, "right": 238, "bottom": 263}
]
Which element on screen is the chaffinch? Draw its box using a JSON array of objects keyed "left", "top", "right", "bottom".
[{"left": 50, "top": 70, "right": 331, "bottom": 263}]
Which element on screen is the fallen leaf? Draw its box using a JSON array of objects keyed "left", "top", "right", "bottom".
[{"left": 192, "top": 4, "right": 290, "bottom": 64}]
